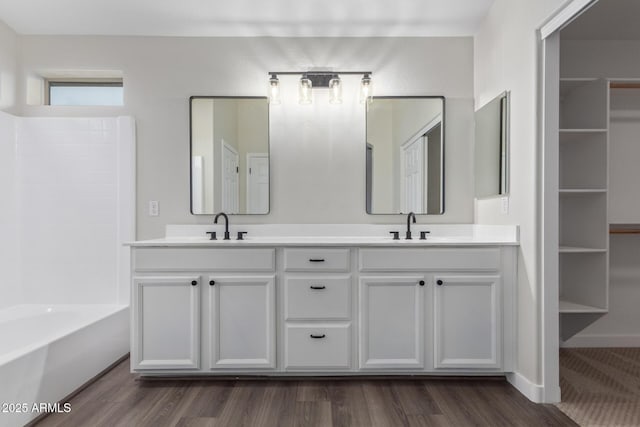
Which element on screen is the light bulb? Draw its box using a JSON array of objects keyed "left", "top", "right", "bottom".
[
  {"left": 328, "top": 76, "right": 342, "bottom": 104},
  {"left": 268, "top": 74, "right": 280, "bottom": 105},
  {"left": 299, "top": 76, "right": 312, "bottom": 105},
  {"left": 360, "top": 74, "right": 373, "bottom": 104}
]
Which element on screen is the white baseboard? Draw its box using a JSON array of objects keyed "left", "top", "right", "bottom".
[
  {"left": 561, "top": 334, "right": 640, "bottom": 348},
  {"left": 506, "top": 372, "right": 560, "bottom": 403}
]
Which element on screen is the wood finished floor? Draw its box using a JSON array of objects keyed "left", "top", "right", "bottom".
[{"left": 33, "top": 358, "right": 576, "bottom": 427}]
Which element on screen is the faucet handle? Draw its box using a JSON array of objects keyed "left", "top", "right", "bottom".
[
  {"left": 389, "top": 231, "right": 400, "bottom": 240},
  {"left": 206, "top": 231, "right": 217, "bottom": 240},
  {"left": 420, "top": 231, "right": 431, "bottom": 240},
  {"left": 236, "top": 231, "right": 248, "bottom": 240}
]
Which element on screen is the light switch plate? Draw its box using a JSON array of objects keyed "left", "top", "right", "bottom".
[
  {"left": 149, "top": 200, "right": 159, "bottom": 216},
  {"left": 501, "top": 196, "right": 509, "bottom": 214}
]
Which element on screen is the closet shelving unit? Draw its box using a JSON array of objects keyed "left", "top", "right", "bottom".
[{"left": 558, "top": 78, "right": 609, "bottom": 315}]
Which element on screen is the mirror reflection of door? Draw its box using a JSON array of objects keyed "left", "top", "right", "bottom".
[
  {"left": 190, "top": 97, "right": 270, "bottom": 215},
  {"left": 401, "top": 137, "right": 424, "bottom": 213},
  {"left": 222, "top": 140, "right": 239, "bottom": 213},
  {"left": 365, "top": 97, "right": 444, "bottom": 215},
  {"left": 247, "top": 153, "right": 269, "bottom": 214}
]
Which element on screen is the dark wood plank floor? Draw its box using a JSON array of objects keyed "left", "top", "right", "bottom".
[{"left": 33, "top": 358, "right": 577, "bottom": 427}]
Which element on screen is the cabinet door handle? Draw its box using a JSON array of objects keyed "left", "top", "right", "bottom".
[
  {"left": 309, "top": 258, "right": 325, "bottom": 262},
  {"left": 419, "top": 280, "right": 425, "bottom": 286},
  {"left": 436, "top": 280, "right": 443, "bottom": 286},
  {"left": 310, "top": 285, "right": 326, "bottom": 290},
  {"left": 310, "top": 334, "right": 326, "bottom": 339},
  {"left": 191, "top": 280, "right": 198, "bottom": 286},
  {"left": 209, "top": 280, "right": 215, "bottom": 286}
]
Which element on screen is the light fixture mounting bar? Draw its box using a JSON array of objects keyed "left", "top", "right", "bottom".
[{"left": 268, "top": 71, "right": 372, "bottom": 87}]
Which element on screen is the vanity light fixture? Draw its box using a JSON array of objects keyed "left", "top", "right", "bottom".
[
  {"left": 298, "top": 75, "right": 313, "bottom": 105},
  {"left": 268, "top": 73, "right": 280, "bottom": 105},
  {"left": 328, "top": 75, "right": 342, "bottom": 104},
  {"left": 267, "top": 71, "right": 372, "bottom": 105},
  {"left": 360, "top": 73, "right": 373, "bottom": 104}
]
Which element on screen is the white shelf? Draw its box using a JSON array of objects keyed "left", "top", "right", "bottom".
[
  {"left": 559, "top": 246, "right": 607, "bottom": 253},
  {"left": 559, "top": 128, "right": 607, "bottom": 133},
  {"left": 559, "top": 189, "right": 606, "bottom": 194},
  {"left": 559, "top": 299, "right": 608, "bottom": 314}
]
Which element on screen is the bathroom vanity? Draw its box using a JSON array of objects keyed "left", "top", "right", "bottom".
[{"left": 128, "top": 224, "right": 518, "bottom": 376}]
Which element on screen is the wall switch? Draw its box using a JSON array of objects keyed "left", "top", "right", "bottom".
[
  {"left": 149, "top": 200, "right": 159, "bottom": 216},
  {"left": 501, "top": 196, "right": 509, "bottom": 214}
]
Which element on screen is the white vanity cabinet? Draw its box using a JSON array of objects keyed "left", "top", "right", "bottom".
[
  {"left": 132, "top": 275, "right": 201, "bottom": 370},
  {"left": 359, "top": 247, "right": 515, "bottom": 372},
  {"left": 129, "top": 234, "right": 516, "bottom": 376},
  {"left": 282, "top": 248, "right": 353, "bottom": 370},
  {"left": 359, "top": 275, "right": 425, "bottom": 369},
  {"left": 433, "top": 275, "right": 501, "bottom": 369},
  {"left": 131, "top": 247, "right": 277, "bottom": 373},
  {"left": 207, "top": 275, "right": 276, "bottom": 369}
]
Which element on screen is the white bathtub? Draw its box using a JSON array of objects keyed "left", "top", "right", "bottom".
[{"left": 0, "top": 304, "right": 129, "bottom": 427}]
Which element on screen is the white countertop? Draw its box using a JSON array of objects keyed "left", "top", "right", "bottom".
[{"left": 126, "top": 224, "right": 519, "bottom": 247}]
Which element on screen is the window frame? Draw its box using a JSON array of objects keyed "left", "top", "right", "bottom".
[{"left": 45, "top": 78, "right": 124, "bottom": 106}]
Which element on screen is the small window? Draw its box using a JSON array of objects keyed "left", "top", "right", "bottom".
[{"left": 47, "top": 80, "right": 123, "bottom": 106}]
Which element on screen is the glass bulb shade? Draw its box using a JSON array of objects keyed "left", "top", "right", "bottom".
[
  {"left": 268, "top": 76, "right": 281, "bottom": 105},
  {"left": 360, "top": 75, "right": 373, "bottom": 104},
  {"left": 328, "top": 77, "right": 342, "bottom": 104},
  {"left": 299, "top": 77, "right": 312, "bottom": 105}
]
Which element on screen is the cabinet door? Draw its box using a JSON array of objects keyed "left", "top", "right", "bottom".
[
  {"left": 208, "top": 275, "right": 275, "bottom": 369},
  {"left": 132, "top": 276, "right": 200, "bottom": 370},
  {"left": 359, "top": 276, "right": 424, "bottom": 369},
  {"left": 433, "top": 275, "right": 501, "bottom": 369}
]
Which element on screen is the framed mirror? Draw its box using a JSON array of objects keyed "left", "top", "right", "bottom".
[
  {"left": 190, "top": 96, "right": 270, "bottom": 214},
  {"left": 475, "top": 91, "right": 510, "bottom": 198},
  {"left": 365, "top": 96, "right": 445, "bottom": 214}
]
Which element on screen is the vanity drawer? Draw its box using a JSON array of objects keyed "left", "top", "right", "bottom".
[
  {"left": 284, "top": 324, "right": 351, "bottom": 370},
  {"left": 285, "top": 276, "right": 351, "bottom": 320},
  {"left": 359, "top": 248, "right": 501, "bottom": 271},
  {"left": 283, "top": 248, "right": 350, "bottom": 272},
  {"left": 134, "top": 248, "right": 275, "bottom": 272}
]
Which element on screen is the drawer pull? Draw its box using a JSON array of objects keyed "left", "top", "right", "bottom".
[
  {"left": 209, "top": 280, "right": 215, "bottom": 286},
  {"left": 310, "top": 334, "right": 326, "bottom": 339},
  {"left": 309, "top": 258, "right": 325, "bottom": 263},
  {"left": 191, "top": 280, "right": 198, "bottom": 286},
  {"left": 419, "top": 280, "right": 425, "bottom": 286},
  {"left": 310, "top": 285, "right": 326, "bottom": 290},
  {"left": 437, "top": 279, "right": 443, "bottom": 286}
]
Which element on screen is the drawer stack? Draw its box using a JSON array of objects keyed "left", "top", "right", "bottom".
[{"left": 282, "top": 248, "right": 352, "bottom": 370}]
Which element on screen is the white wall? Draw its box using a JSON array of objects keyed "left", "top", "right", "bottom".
[
  {"left": 17, "top": 36, "right": 474, "bottom": 239},
  {"left": 0, "top": 20, "right": 18, "bottom": 113},
  {"left": 0, "top": 111, "right": 19, "bottom": 308},
  {"left": 474, "top": 0, "right": 567, "bottom": 393},
  {"left": 561, "top": 40, "right": 640, "bottom": 78}
]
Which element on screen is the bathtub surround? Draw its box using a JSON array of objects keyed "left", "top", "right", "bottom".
[
  {"left": 0, "top": 20, "right": 18, "bottom": 112},
  {"left": 0, "top": 112, "right": 18, "bottom": 309},
  {"left": 0, "top": 112, "right": 135, "bottom": 426}
]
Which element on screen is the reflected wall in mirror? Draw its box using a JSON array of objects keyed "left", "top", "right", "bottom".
[
  {"left": 475, "top": 91, "right": 509, "bottom": 198},
  {"left": 190, "top": 96, "right": 270, "bottom": 214},
  {"left": 365, "top": 96, "right": 445, "bottom": 214}
]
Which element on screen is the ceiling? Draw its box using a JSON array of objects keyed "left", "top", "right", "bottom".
[
  {"left": 562, "top": 0, "right": 640, "bottom": 40},
  {"left": 0, "top": 0, "right": 494, "bottom": 37}
]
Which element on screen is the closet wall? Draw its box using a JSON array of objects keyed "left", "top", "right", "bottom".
[{"left": 560, "top": 39, "right": 640, "bottom": 347}]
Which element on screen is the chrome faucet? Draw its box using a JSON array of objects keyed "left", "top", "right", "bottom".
[
  {"left": 214, "top": 212, "right": 230, "bottom": 240},
  {"left": 406, "top": 212, "right": 416, "bottom": 240}
]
